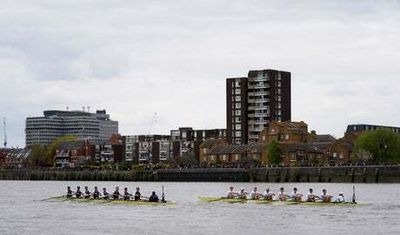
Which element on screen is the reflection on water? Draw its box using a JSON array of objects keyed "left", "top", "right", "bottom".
[{"left": 0, "top": 181, "right": 399, "bottom": 235}]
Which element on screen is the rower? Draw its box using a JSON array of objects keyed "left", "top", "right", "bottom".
[
  {"left": 134, "top": 187, "right": 141, "bottom": 201},
  {"left": 290, "top": 187, "right": 303, "bottom": 202},
  {"left": 75, "top": 186, "right": 82, "bottom": 198},
  {"left": 149, "top": 191, "right": 159, "bottom": 202},
  {"left": 84, "top": 186, "right": 91, "bottom": 199},
  {"left": 335, "top": 192, "right": 345, "bottom": 203},
  {"left": 278, "top": 187, "right": 288, "bottom": 201},
  {"left": 305, "top": 188, "right": 320, "bottom": 202},
  {"left": 250, "top": 187, "right": 262, "bottom": 200},
  {"left": 112, "top": 186, "right": 120, "bottom": 200},
  {"left": 226, "top": 186, "right": 238, "bottom": 199},
  {"left": 238, "top": 188, "right": 247, "bottom": 199},
  {"left": 123, "top": 187, "right": 132, "bottom": 201},
  {"left": 102, "top": 188, "right": 110, "bottom": 200},
  {"left": 93, "top": 186, "right": 100, "bottom": 199},
  {"left": 66, "top": 186, "right": 74, "bottom": 198},
  {"left": 320, "top": 189, "right": 333, "bottom": 203},
  {"left": 263, "top": 188, "right": 275, "bottom": 201}
]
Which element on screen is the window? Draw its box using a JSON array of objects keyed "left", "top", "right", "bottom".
[
  {"left": 235, "top": 103, "right": 241, "bottom": 109},
  {"left": 285, "top": 134, "right": 289, "bottom": 140},
  {"left": 235, "top": 110, "right": 241, "bottom": 115},
  {"left": 235, "top": 88, "right": 241, "bottom": 94},
  {"left": 235, "top": 124, "right": 241, "bottom": 129},
  {"left": 235, "top": 131, "right": 241, "bottom": 137},
  {"left": 235, "top": 117, "right": 241, "bottom": 122},
  {"left": 236, "top": 96, "right": 241, "bottom": 101}
]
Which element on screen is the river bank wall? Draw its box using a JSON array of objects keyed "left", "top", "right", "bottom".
[{"left": 0, "top": 166, "right": 399, "bottom": 183}]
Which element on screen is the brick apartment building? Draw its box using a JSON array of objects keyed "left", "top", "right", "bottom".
[{"left": 227, "top": 69, "right": 291, "bottom": 145}]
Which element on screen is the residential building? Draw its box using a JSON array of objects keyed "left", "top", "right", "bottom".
[
  {"left": 170, "top": 127, "right": 226, "bottom": 162},
  {"left": 123, "top": 135, "right": 171, "bottom": 164},
  {"left": 200, "top": 142, "right": 265, "bottom": 167},
  {"left": 258, "top": 121, "right": 312, "bottom": 144},
  {"left": 26, "top": 109, "right": 118, "bottom": 146},
  {"left": 6, "top": 148, "right": 32, "bottom": 168},
  {"left": 346, "top": 124, "right": 400, "bottom": 134},
  {"left": 227, "top": 69, "right": 291, "bottom": 144},
  {"left": 280, "top": 143, "right": 325, "bottom": 167},
  {"left": 55, "top": 140, "right": 91, "bottom": 168}
]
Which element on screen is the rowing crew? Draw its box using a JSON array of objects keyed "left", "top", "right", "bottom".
[
  {"left": 66, "top": 186, "right": 161, "bottom": 202},
  {"left": 226, "top": 186, "right": 348, "bottom": 203}
]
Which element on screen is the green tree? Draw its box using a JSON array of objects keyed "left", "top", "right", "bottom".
[
  {"left": 29, "top": 144, "right": 48, "bottom": 167},
  {"left": 267, "top": 140, "right": 282, "bottom": 165},
  {"left": 177, "top": 152, "right": 198, "bottom": 167},
  {"left": 354, "top": 129, "right": 400, "bottom": 164}
]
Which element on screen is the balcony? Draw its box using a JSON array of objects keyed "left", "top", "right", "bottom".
[
  {"left": 248, "top": 106, "right": 268, "bottom": 111},
  {"left": 248, "top": 91, "right": 268, "bottom": 97}
]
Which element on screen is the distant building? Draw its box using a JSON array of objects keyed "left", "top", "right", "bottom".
[
  {"left": 227, "top": 69, "right": 291, "bottom": 145},
  {"left": 123, "top": 135, "right": 171, "bottom": 164},
  {"left": 25, "top": 109, "right": 118, "bottom": 146},
  {"left": 170, "top": 127, "right": 226, "bottom": 161},
  {"left": 346, "top": 124, "right": 400, "bottom": 135},
  {"left": 3, "top": 148, "right": 32, "bottom": 169},
  {"left": 55, "top": 140, "right": 91, "bottom": 168},
  {"left": 258, "top": 121, "right": 312, "bottom": 144}
]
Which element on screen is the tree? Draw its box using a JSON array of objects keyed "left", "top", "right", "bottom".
[
  {"left": 353, "top": 129, "right": 400, "bottom": 164},
  {"left": 267, "top": 140, "right": 282, "bottom": 165},
  {"left": 177, "top": 152, "right": 198, "bottom": 167},
  {"left": 29, "top": 144, "right": 49, "bottom": 167}
]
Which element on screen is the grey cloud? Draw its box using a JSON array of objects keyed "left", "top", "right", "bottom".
[{"left": 0, "top": 0, "right": 399, "bottom": 147}]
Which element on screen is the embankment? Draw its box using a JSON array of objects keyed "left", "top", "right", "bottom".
[{"left": 0, "top": 166, "right": 399, "bottom": 183}]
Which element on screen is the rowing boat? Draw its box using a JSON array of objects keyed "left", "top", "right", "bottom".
[
  {"left": 48, "top": 196, "right": 175, "bottom": 206},
  {"left": 198, "top": 197, "right": 359, "bottom": 206}
]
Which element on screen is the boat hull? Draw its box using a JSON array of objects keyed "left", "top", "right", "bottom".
[{"left": 48, "top": 196, "right": 175, "bottom": 206}]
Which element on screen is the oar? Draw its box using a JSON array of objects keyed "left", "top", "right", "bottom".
[
  {"left": 352, "top": 185, "right": 357, "bottom": 204},
  {"left": 162, "top": 185, "right": 166, "bottom": 203}
]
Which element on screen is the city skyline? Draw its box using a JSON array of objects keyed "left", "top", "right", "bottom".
[{"left": 1, "top": 1, "right": 400, "bottom": 147}]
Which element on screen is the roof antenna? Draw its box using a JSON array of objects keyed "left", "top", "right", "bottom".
[
  {"left": 66, "top": 106, "right": 69, "bottom": 111},
  {"left": 87, "top": 106, "right": 91, "bottom": 113}
]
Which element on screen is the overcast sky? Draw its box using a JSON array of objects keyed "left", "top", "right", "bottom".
[{"left": 0, "top": 0, "right": 399, "bottom": 147}]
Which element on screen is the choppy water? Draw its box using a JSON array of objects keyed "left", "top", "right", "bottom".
[{"left": 0, "top": 181, "right": 398, "bottom": 235}]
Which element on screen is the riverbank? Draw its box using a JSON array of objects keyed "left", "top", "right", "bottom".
[{"left": 0, "top": 165, "right": 399, "bottom": 182}]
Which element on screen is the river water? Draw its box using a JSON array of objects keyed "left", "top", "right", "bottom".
[{"left": 0, "top": 181, "right": 398, "bottom": 235}]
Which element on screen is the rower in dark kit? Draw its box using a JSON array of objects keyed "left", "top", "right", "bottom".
[
  {"left": 93, "top": 186, "right": 101, "bottom": 199},
  {"left": 134, "top": 187, "right": 141, "bottom": 201},
  {"left": 112, "top": 187, "right": 120, "bottom": 200},
  {"left": 75, "top": 186, "right": 82, "bottom": 198},
  {"left": 149, "top": 191, "right": 159, "bottom": 202},
  {"left": 66, "top": 186, "right": 74, "bottom": 198},
  {"left": 123, "top": 187, "right": 132, "bottom": 200},
  {"left": 102, "top": 188, "right": 110, "bottom": 200},
  {"left": 84, "top": 186, "right": 91, "bottom": 199}
]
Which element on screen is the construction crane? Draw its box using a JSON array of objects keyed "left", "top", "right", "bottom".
[
  {"left": 3, "top": 117, "right": 7, "bottom": 148},
  {"left": 147, "top": 112, "right": 158, "bottom": 135}
]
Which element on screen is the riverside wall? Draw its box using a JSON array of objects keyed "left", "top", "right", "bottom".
[{"left": 0, "top": 166, "right": 400, "bottom": 183}]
